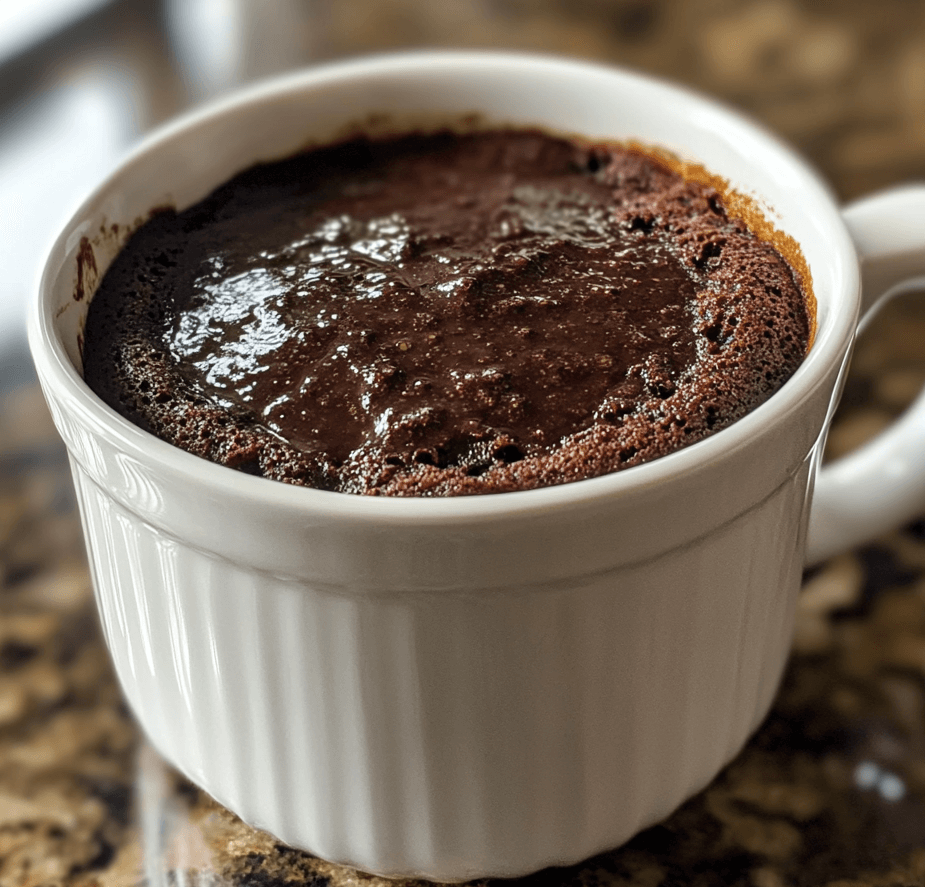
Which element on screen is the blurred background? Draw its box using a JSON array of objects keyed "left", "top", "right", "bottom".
[
  {"left": 2, "top": 0, "right": 925, "bottom": 387},
  {"left": 3, "top": 4, "right": 925, "bottom": 885}
]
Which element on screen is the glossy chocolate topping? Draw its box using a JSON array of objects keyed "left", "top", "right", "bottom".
[{"left": 82, "top": 130, "right": 810, "bottom": 495}]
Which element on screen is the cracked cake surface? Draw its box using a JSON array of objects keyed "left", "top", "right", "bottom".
[{"left": 82, "top": 129, "right": 810, "bottom": 495}]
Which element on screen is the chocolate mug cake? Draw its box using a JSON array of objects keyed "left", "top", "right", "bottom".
[
  {"left": 82, "top": 128, "right": 810, "bottom": 495},
  {"left": 41, "top": 53, "right": 910, "bottom": 881}
]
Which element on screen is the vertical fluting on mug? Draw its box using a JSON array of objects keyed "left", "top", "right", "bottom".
[
  {"left": 30, "top": 54, "right": 859, "bottom": 879},
  {"left": 72, "top": 450, "right": 809, "bottom": 879}
]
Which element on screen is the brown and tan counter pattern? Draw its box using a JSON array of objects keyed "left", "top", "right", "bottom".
[
  {"left": 4, "top": 1, "right": 925, "bottom": 885},
  {"left": 2, "top": 299, "right": 925, "bottom": 887}
]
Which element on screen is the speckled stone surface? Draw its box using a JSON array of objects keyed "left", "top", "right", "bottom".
[{"left": 3, "top": 2, "right": 925, "bottom": 885}]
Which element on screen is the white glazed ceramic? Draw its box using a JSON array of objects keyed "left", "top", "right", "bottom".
[{"left": 28, "top": 53, "right": 925, "bottom": 880}]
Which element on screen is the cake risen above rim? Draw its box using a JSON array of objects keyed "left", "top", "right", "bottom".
[{"left": 82, "top": 128, "right": 811, "bottom": 496}]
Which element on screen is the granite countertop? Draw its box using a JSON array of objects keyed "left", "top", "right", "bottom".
[{"left": 3, "top": 2, "right": 925, "bottom": 885}]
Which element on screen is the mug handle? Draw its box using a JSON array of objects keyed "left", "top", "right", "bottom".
[{"left": 807, "top": 185, "right": 925, "bottom": 565}]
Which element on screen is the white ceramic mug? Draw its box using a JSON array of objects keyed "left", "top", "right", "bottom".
[{"left": 28, "top": 52, "right": 925, "bottom": 880}]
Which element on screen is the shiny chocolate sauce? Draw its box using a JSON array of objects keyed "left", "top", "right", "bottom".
[{"left": 82, "top": 130, "right": 810, "bottom": 495}]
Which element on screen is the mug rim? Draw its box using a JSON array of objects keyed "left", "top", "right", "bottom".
[{"left": 28, "top": 49, "right": 860, "bottom": 523}]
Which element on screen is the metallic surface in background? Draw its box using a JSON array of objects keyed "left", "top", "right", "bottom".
[
  {"left": 0, "top": 0, "right": 316, "bottom": 385},
  {"left": 0, "top": 0, "right": 169, "bottom": 383}
]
